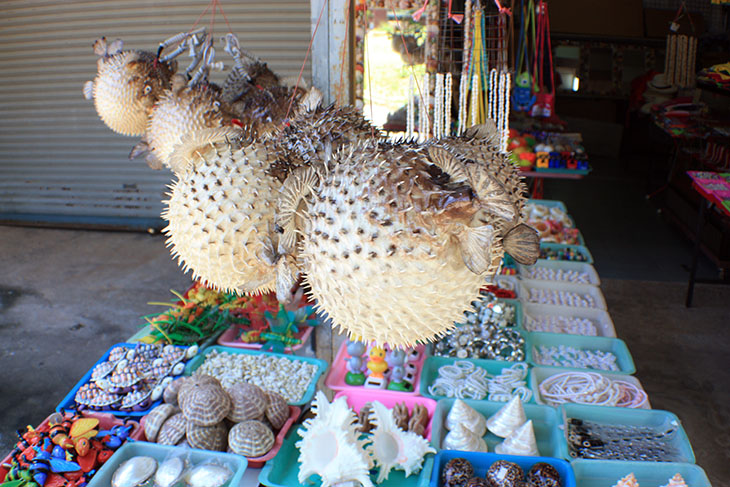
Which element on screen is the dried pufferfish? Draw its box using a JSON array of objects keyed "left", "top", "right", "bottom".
[{"left": 276, "top": 129, "right": 538, "bottom": 346}]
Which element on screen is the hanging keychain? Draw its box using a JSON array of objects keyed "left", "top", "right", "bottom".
[
  {"left": 530, "top": 0, "right": 556, "bottom": 118},
  {"left": 512, "top": 0, "right": 536, "bottom": 112}
]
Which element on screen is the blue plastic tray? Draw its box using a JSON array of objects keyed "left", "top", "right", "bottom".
[
  {"left": 419, "top": 356, "right": 534, "bottom": 403},
  {"left": 430, "top": 398, "right": 563, "bottom": 458},
  {"left": 571, "top": 459, "right": 711, "bottom": 487},
  {"left": 86, "top": 442, "right": 247, "bottom": 487},
  {"left": 527, "top": 332, "right": 636, "bottom": 375},
  {"left": 429, "top": 450, "right": 576, "bottom": 487},
  {"left": 56, "top": 342, "right": 190, "bottom": 417},
  {"left": 538, "top": 243, "right": 594, "bottom": 265},
  {"left": 558, "top": 404, "right": 696, "bottom": 464},
  {"left": 184, "top": 345, "right": 328, "bottom": 406},
  {"left": 259, "top": 426, "right": 434, "bottom": 487}
]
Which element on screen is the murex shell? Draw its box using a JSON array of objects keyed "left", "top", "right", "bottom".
[
  {"left": 226, "top": 382, "right": 267, "bottom": 423},
  {"left": 228, "top": 420, "right": 274, "bottom": 457},
  {"left": 156, "top": 413, "right": 187, "bottom": 445},
  {"left": 186, "top": 422, "right": 228, "bottom": 451},
  {"left": 144, "top": 403, "right": 179, "bottom": 442},
  {"left": 182, "top": 384, "right": 231, "bottom": 426},
  {"left": 185, "top": 464, "right": 232, "bottom": 487},
  {"left": 112, "top": 456, "right": 157, "bottom": 487}
]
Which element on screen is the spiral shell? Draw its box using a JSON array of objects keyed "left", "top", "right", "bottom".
[
  {"left": 264, "top": 391, "right": 289, "bottom": 430},
  {"left": 182, "top": 384, "right": 231, "bottom": 426},
  {"left": 156, "top": 413, "right": 187, "bottom": 445},
  {"left": 186, "top": 421, "right": 228, "bottom": 451},
  {"left": 228, "top": 420, "right": 274, "bottom": 457},
  {"left": 144, "top": 403, "right": 179, "bottom": 442},
  {"left": 226, "top": 382, "right": 267, "bottom": 423}
]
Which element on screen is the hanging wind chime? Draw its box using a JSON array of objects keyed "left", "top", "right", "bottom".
[{"left": 664, "top": 3, "right": 697, "bottom": 89}]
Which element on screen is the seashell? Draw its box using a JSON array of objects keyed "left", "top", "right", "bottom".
[
  {"left": 486, "top": 395, "right": 527, "bottom": 438},
  {"left": 109, "top": 368, "right": 143, "bottom": 388},
  {"left": 264, "top": 391, "right": 290, "bottom": 430},
  {"left": 164, "top": 377, "right": 187, "bottom": 405},
  {"left": 442, "top": 458, "right": 474, "bottom": 487},
  {"left": 184, "top": 464, "right": 232, "bottom": 487},
  {"left": 160, "top": 345, "right": 185, "bottom": 366},
  {"left": 228, "top": 420, "right": 274, "bottom": 457},
  {"left": 407, "top": 404, "right": 429, "bottom": 437},
  {"left": 226, "top": 382, "right": 266, "bottom": 423},
  {"left": 144, "top": 403, "right": 179, "bottom": 442},
  {"left": 494, "top": 420, "right": 539, "bottom": 457},
  {"left": 392, "top": 402, "right": 410, "bottom": 431},
  {"left": 120, "top": 387, "right": 152, "bottom": 411},
  {"left": 465, "top": 478, "right": 491, "bottom": 487},
  {"left": 442, "top": 423, "right": 487, "bottom": 452},
  {"left": 613, "top": 473, "right": 640, "bottom": 487},
  {"left": 182, "top": 384, "right": 231, "bottom": 426},
  {"left": 154, "top": 456, "right": 185, "bottom": 487},
  {"left": 179, "top": 375, "right": 222, "bottom": 410},
  {"left": 75, "top": 383, "right": 120, "bottom": 408},
  {"left": 486, "top": 460, "right": 524, "bottom": 486},
  {"left": 527, "top": 462, "right": 561, "bottom": 487},
  {"left": 91, "top": 361, "right": 115, "bottom": 381},
  {"left": 661, "top": 473, "right": 689, "bottom": 487},
  {"left": 109, "top": 346, "right": 128, "bottom": 363},
  {"left": 185, "top": 345, "right": 199, "bottom": 359},
  {"left": 151, "top": 385, "right": 164, "bottom": 402},
  {"left": 171, "top": 363, "right": 185, "bottom": 376},
  {"left": 156, "top": 413, "right": 187, "bottom": 445},
  {"left": 446, "top": 399, "right": 487, "bottom": 437},
  {"left": 186, "top": 421, "right": 228, "bottom": 451},
  {"left": 111, "top": 456, "right": 157, "bottom": 487}
]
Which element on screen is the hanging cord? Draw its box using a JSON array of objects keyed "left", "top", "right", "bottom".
[
  {"left": 365, "top": 29, "right": 376, "bottom": 136},
  {"left": 338, "top": 0, "right": 351, "bottom": 106}
]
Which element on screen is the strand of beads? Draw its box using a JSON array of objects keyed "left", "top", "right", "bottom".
[
  {"left": 486, "top": 363, "right": 532, "bottom": 402},
  {"left": 498, "top": 70, "right": 511, "bottom": 153},
  {"left": 444, "top": 73, "right": 452, "bottom": 136},
  {"left": 533, "top": 345, "right": 619, "bottom": 371},
  {"left": 524, "top": 315, "right": 599, "bottom": 336},
  {"left": 433, "top": 73, "right": 444, "bottom": 138},
  {"left": 527, "top": 288, "right": 598, "bottom": 308},
  {"left": 539, "top": 371, "right": 647, "bottom": 408},
  {"left": 406, "top": 74, "right": 415, "bottom": 138},
  {"left": 523, "top": 266, "right": 593, "bottom": 284}
]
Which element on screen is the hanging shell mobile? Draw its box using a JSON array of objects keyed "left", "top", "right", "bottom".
[{"left": 84, "top": 28, "right": 538, "bottom": 347}]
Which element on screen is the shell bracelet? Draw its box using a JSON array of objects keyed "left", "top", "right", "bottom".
[
  {"left": 539, "top": 371, "right": 647, "bottom": 408},
  {"left": 427, "top": 361, "right": 532, "bottom": 402}
]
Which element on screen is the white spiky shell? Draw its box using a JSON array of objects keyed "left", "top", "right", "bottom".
[
  {"left": 291, "top": 145, "right": 502, "bottom": 347},
  {"left": 147, "top": 86, "right": 229, "bottom": 173},
  {"left": 296, "top": 391, "right": 373, "bottom": 487},
  {"left": 162, "top": 132, "right": 280, "bottom": 295},
  {"left": 367, "top": 401, "right": 436, "bottom": 483}
]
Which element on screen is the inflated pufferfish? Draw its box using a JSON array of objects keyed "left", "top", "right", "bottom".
[
  {"left": 277, "top": 130, "right": 538, "bottom": 347},
  {"left": 83, "top": 38, "right": 176, "bottom": 136}
]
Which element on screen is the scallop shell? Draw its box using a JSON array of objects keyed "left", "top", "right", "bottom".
[
  {"left": 264, "top": 391, "right": 289, "bottom": 430},
  {"left": 144, "top": 403, "right": 179, "bottom": 442},
  {"left": 184, "top": 464, "right": 232, "bottom": 487},
  {"left": 156, "top": 413, "right": 187, "bottom": 445},
  {"left": 228, "top": 420, "right": 274, "bottom": 457},
  {"left": 154, "top": 456, "right": 185, "bottom": 487},
  {"left": 164, "top": 377, "right": 187, "bottom": 405},
  {"left": 111, "top": 456, "right": 157, "bottom": 487},
  {"left": 226, "top": 382, "right": 267, "bottom": 423},
  {"left": 186, "top": 422, "right": 228, "bottom": 451},
  {"left": 182, "top": 384, "right": 231, "bottom": 426}
]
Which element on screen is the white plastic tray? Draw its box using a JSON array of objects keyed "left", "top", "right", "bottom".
[
  {"left": 521, "top": 303, "right": 616, "bottom": 337},
  {"left": 519, "top": 280, "right": 607, "bottom": 310},
  {"left": 517, "top": 260, "right": 600, "bottom": 286}
]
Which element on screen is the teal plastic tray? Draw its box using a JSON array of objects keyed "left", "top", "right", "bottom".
[
  {"left": 184, "top": 345, "right": 328, "bottom": 406},
  {"left": 527, "top": 332, "right": 635, "bottom": 375},
  {"left": 571, "top": 459, "right": 711, "bottom": 487},
  {"left": 258, "top": 427, "right": 434, "bottom": 487},
  {"left": 86, "top": 442, "right": 247, "bottom": 487},
  {"left": 558, "top": 404, "right": 696, "bottom": 464},
  {"left": 430, "top": 451, "right": 576, "bottom": 487},
  {"left": 539, "top": 243, "right": 594, "bottom": 265},
  {"left": 431, "top": 398, "right": 562, "bottom": 458},
  {"left": 419, "top": 356, "right": 534, "bottom": 403}
]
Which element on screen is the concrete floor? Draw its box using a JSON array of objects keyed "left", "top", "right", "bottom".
[{"left": 1, "top": 155, "right": 729, "bottom": 484}]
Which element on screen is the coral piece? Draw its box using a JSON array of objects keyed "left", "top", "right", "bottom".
[
  {"left": 442, "top": 458, "right": 474, "bottom": 487},
  {"left": 442, "top": 423, "right": 488, "bottom": 452},
  {"left": 486, "top": 395, "right": 527, "bottom": 438},
  {"left": 446, "top": 399, "right": 487, "bottom": 437},
  {"left": 357, "top": 403, "right": 375, "bottom": 434},
  {"left": 613, "top": 473, "right": 640, "bottom": 487},
  {"left": 494, "top": 420, "right": 539, "bottom": 457}
]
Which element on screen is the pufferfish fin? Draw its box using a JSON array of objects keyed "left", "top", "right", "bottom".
[
  {"left": 276, "top": 166, "right": 319, "bottom": 255},
  {"left": 107, "top": 39, "right": 124, "bottom": 56},
  {"left": 464, "top": 165, "right": 516, "bottom": 222},
  {"left": 82, "top": 80, "right": 94, "bottom": 100},
  {"left": 276, "top": 256, "right": 299, "bottom": 304},
  {"left": 168, "top": 127, "right": 243, "bottom": 175},
  {"left": 503, "top": 223, "right": 540, "bottom": 265},
  {"left": 427, "top": 146, "right": 469, "bottom": 184},
  {"left": 464, "top": 120, "right": 499, "bottom": 142},
  {"left": 92, "top": 37, "right": 108, "bottom": 56},
  {"left": 129, "top": 140, "right": 149, "bottom": 160},
  {"left": 456, "top": 224, "right": 494, "bottom": 275}
]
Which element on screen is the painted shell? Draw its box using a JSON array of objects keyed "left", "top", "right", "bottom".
[
  {"left": 264, "top": 391, "right": 290, "bottom": 430},
  {"left": 442, "top": 458, "right": 474, "bottom": 487},
  {"left": 109, "top": 346, "right": 129, "bottom": 363},
  {"left": 184, "top": 464, "right": 232, "bottom": 487},
  {"left": 485, "top": 460, "right": 524, "bottom": 486},
  {"left": 109, "top": 367, "right": 144, "bottom": 388},
  {"left": 527, "top": 463, "right": 561, "bottom": 487},
  {"left": 111, "top": 456, "right": 158, "bottom": 487},
  {"left": 228, "top": 420, "right": 274, "bottom": 457},
  {"left": 226, "top": 382, "right": 267, "bottom": 423},
  {"left": 164, "top": 377, "right": 187, "bottom": 405},
  {"left": 145, "top": 365, "right": 173, "bottom": 382},
  {"left": 159, "top": 345, "right": 185, "bottom": 366},
  {"left": 120, "top": 387, "right": 152, "bottom": 411},
  {"left": 182, "top": 384, "right": 231, "bottom": 426},
  {"left": 186, "top": 422, "right": 228, "bottom": 451},
  {"left": 144, "top": 403, "right": 179, "bottom": 442},
  {"left": 74, "top": 383, "right": 120, "bottom": 408},
  {"left": 156, "top": 413, "right": 187, "bottom": 445},
  {"left": 129, "top": 344, "right": 163, "bottom": 361},
  {"left": 91, "top": 361, "right": 115, "bottom": 381},
  {"left": 154, "top": 456, "right": 185, "bottom": 487}
]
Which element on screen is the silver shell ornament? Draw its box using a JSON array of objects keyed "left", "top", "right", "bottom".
[
  {"left": 111, "top": 456, "right": 158, "bottom": 487},
  {"left": 153, "top": 457, "right": 185, "bottom": 487},
  {"left": 185, "top": 464, "right": 233, "bottom": 487}
]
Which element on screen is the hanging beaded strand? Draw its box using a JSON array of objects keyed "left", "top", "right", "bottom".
[
  {"left": 444, "top": 72, "right": 452, "bottom": 137},
  {"left": 420, "top": 72, "right": 431, "bottom": 140},
  {"left": 488, "top": 68, "right": 497, "bottom": 122},
  {"left": 406, "top": 74, "right": 415, "bottom": 139},
  {"left": 499, "top": 71, "right": 511, "bottom": 153},
  {"left": 434, "top": 72, "right": 444, "bottom": 138}
]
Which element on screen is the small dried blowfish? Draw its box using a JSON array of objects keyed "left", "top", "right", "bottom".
[{"left": 83, "top": 37, "right": 176, "bottom": 137}]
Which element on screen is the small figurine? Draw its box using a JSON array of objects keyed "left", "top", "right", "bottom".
[
  {"left": 364, "top": 345, "right": 388, "bottom": 389},
  {"left": 536, "top": 151, "right": 549, "bottom": 169},
  {"left": 344, "top": 340, "right": 367, "bottom": 386},
  {"left": 385, "top": 349, "right": 412, "bottom": 392},
  {"left": 512, "top": 72, "right": 537, "bottom": 112}
]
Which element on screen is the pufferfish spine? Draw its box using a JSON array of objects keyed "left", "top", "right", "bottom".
[{"left": 162, "top": 128, "right": 281, "bottom": 295}]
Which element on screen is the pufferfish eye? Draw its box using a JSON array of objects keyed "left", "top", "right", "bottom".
[{"left": 143, "top": 84, "right": 152, "bottom": 94}]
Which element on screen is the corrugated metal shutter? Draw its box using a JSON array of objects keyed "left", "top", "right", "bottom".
[{"left": 0, "top": 0, "right": 311, "bottom": 229}]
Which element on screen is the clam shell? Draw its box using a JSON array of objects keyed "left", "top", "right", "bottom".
[
  {"left": 228, "top": 420, "right": 274, "bottom": 457},
  {"left": 264, "top": 391, "right": 290, "bottom": 430},
  {"left": 144, "top": 403, "right": 179, "bottom": 442},
  {"left": 156, "top": 412, "right": 187, "bottom": 445},
  {"left": 186, "top": 422, "right": 228, "bottom": 451},
  {"left": 164, "top": 377, "right": 187, "bottom": 405},
  {"left": 154, "top": 457, "right": 185, "bottom": 487},
  {"left": 226, "top": 383, "right": 266, "bottom": 423},
  {"left": 185, "top": 464, "right": 232, "bottom": 487},
  {"left": 182, "top": 384, "right": 231, "bottom": 426},
  {"left": 111, "top": 456, "right": 157, "bottom": 487}
]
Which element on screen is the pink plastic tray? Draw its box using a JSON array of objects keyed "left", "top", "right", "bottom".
[
  {"left": 0, "top": 411, "right": 143, "bottom": 482},
  {"left": 217, "top": 325, "right": 313, "bottom": 353},
  {"left": 138, "top": 405, "right": 300, "bottom": 468},
  {"left": 324, "top": 341, "right": 427, "bottom": 396},
  {"left": 333, "top": 389, "right": 437, "bottom": 441}
]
